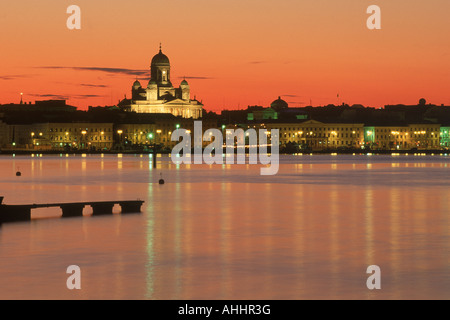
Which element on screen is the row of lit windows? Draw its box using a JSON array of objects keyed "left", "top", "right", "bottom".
[
  {"left": 51, "top": 136, "right": 112, "bottom": 141},
  {"left": 373, "top": 128, "right": 440, "bottom": 133},
  {"left": 374, "top": 128, "right": 407, "bottom": 133},
  {"left": 49, "top": 128, "right": 112, "bottom": 133},
  {"left": 296, "top": 140, "right": 354, "bottom": 145},
  {"left": 121, "top": 130, "right": 152, "bottom": 134},
  {"left": 283, "top": 133, "right": 362, "bottom": 138},
  {"left": 375, "top": 135, "right": 407, "bottom": 139},
  {"left": 373, "top": 134, "right": 439, "bottom": 139},
  {"left": 278, "top": 127, "right": 440, "bottom": 133},
  {"left": 410, "top": 128, "right": 439, "bottom": 132},
  {"left": 410, "top": 135, "right": 439, "bottom": 138},
  {"left": 279, "top": 127, "right": 361, "bottom": 132},
  {"left": 52, "top": 143, "right": 110, "bottom": 147}
]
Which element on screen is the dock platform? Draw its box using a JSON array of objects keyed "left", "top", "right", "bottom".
[{"left": 0, "top": 196, "right": 144, "bottom": 223}]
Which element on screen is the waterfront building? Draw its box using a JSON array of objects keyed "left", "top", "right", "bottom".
[
  {"left": 408, "top": 123, "right": 441, "bottom": 149},
  {"left": 363, "top": 125, "right": 410, "bottom": 150},
  {"left": 364, "top": 123, "right": 440, "bottom": 150},
  {"left": 119, "top": 46, "right": 204, "bottom": 119},
  {"left": 440, "top": 126, "right": 450, "bottom": 148},
  {"left": 114, "top": 123, "right": 156, "bottom": 147},
  {"left": 265, "top": 120, "right": 365, "bottom": 150},
  {"left": 247, "top": 107, "right": 278, "bottom": 121},
  {"left": 4, "top": 122, "right": 114, "bottom": 150},
  {"left": 152, "top": 115, "right": 219, "bottom": 149},
  {"left": 246, "top": 97, "right": 307, "bottom": 122},
  {"left": 49, "top": 123, "right": 114, "bottom": 150}
]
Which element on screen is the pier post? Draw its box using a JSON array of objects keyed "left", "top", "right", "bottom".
[
  {"left": 119, "top": 201, "right": 144, "bottom": 214},
  {"left": 91, "top": 203, "right": 115, "bottom": 215},
  {"left": 1, "top": 198, "right": 145, "bottom": 224},
  {"left": 0, "top": 205, "right": 32, "bottom": 223},
  {"left": 61, "top": 204, "right": 85, "bottom": 218}
]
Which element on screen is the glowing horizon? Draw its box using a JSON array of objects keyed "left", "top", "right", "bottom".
[{"left": 1, "top": 0, "right": 449, "bottom": 111}]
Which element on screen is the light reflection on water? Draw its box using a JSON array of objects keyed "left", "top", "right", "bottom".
[{"left": 0, "top": 154, "right": 449, "bottom": 299}]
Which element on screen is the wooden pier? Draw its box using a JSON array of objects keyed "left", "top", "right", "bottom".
[{"left": 0, "top": 196, "right": 144, "bottom": 223}]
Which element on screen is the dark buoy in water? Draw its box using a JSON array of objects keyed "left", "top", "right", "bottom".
[
  {"left": 16, "top": 171, "right": 21, "bottom": 176},
  {"left": 158, "top": 172, "right": 165, "bottom": 185}
]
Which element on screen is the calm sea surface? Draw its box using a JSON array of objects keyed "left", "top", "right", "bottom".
[{"left": 0, "top": 154, "right": 449, "bottom": 300}]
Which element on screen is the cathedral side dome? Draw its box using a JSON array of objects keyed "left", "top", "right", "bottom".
[
  {"left": 133, "top": 80, "right": 142, "bottom": 88},
  {"left": 270, "top": 96, "right": 288, "bottom": 110}
]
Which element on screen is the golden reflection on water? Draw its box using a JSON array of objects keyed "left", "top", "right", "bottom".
[
  {"left": 364, "top": 185, "right": 374, "bottom": 297},
  {"left": 145, "top": 181, "right": 155, "bottom": 299}
]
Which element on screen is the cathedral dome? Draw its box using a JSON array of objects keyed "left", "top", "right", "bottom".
[
  {"left": 133, "top": 80, "right": 141, "bottom": 88},
  {"left": 180, "top": 79, "right": 189, "bottom": 86},
  {"left": 270, "top": 96, "right": 288, "bottom": 110},
  {"left": 151, "top": 49, "right": 170, "bottom": 66}
]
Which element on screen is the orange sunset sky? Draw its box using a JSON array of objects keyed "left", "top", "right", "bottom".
[{"left": 1, "top": 0, "right": 449, "bottom": 112}]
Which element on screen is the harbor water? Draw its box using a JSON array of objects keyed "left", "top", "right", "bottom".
[{"left": 0, "top": 154, "right": 449, "bottom": 299}]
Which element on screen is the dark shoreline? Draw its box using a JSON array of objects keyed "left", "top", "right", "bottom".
[{"left": 0, "top": 149, "right": 448, "bottom": 156}]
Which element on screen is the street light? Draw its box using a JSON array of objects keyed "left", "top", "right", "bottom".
[
  {"left": 81, "top": 130, "right": 87, "bottom": 148},
  {"left": 30, "top": 132, "right": 35, "bottom": 148},
  {"left": 117, "top": 130, "right": 123, "bottom": 144}
]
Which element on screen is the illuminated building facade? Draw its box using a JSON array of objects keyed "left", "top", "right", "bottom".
[
  {"left": 266, "top": 120, "right": 365, "bottom": 150},
  {"left": 114, "top": 124, "right": 156, "bottom": 147},
  {"left": 365, "top": 124, "right": 440, "bottom": 150},
  {"left": 4, "top": 123, "right": 114, "bottom": 150},
  {"left": 48, "top": 123, "right": 114, "bottom": 150},
  {"left": 262, "top": 120, "right": 441, "bottom": 151},
  {"left": 440, "top": 127, "right": 450, "bottom": 148},
  {"left": 150, "top": 116, "right": 219, "bottom": 149},
  {"left": 407, "top": 124, "right": 440, "bottom": 149},
  {"left": 119, "top": 46, "right": 203, "bottom": 119}
]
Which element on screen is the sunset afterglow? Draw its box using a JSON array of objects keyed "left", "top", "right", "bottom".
[{"left": 1, "top": 0, "right": 449, "bottom": 111}]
